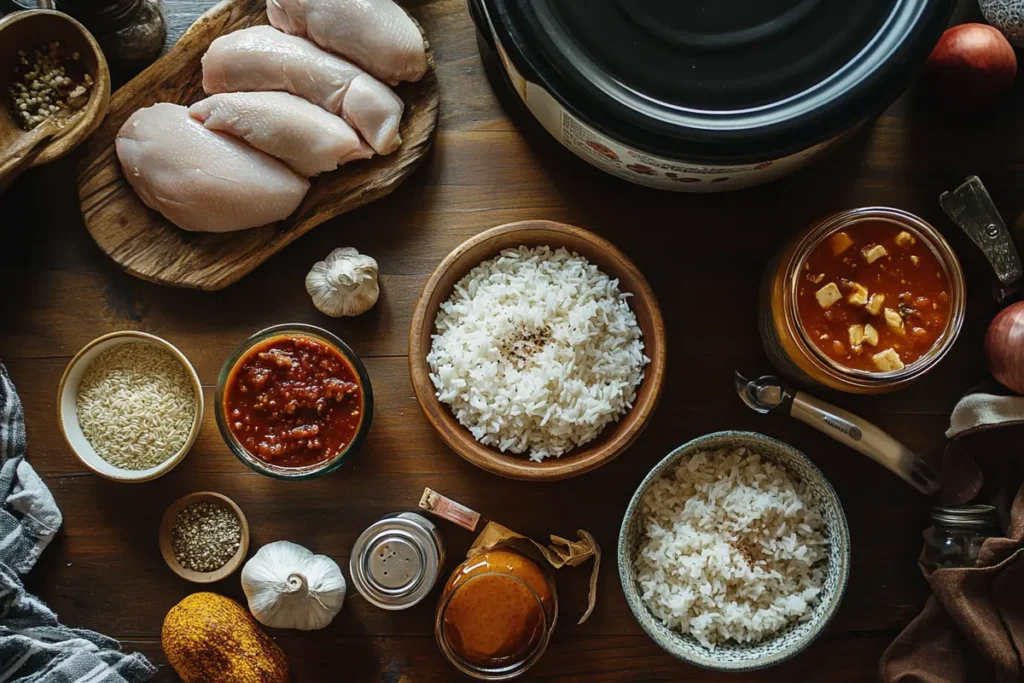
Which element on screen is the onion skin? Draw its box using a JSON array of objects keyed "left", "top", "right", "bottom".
[
  {"left": 985, "top": 302, "right": 1024, "bottom": 394},
  {"left": 926, "top": 23, "right": 1017, "bottom": 112}
]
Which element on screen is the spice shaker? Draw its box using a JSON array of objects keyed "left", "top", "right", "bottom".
[
  {"left": 923, "top": 504, "right": 1002, "bottom": 569},
  {"left": 350, "top": 512, "right": 445, "bottom": 610}
]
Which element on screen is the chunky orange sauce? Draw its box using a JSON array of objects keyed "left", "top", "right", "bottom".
[
  {"left": 796, "top": 220, "right": 951, "bottom": 373},
  {"left": 440, "top": 550, "right": 555, "bottom": 669}
]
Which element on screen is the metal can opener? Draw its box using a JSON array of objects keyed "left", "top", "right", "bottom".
[{"left": 735, "top": 372, "right": 941, "bottom": 496}]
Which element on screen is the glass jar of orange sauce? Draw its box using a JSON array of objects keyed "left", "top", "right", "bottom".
[
  {"left": 435, "top": 549, "right": 557, "bottom": 680},
  {"left": 760, "top": 208, "right": 965, "bottom": 393}
]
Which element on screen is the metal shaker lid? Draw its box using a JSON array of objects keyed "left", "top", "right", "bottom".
[
  {"left": 350, "top": 512, "right": 445, "bottom": 610},
  {"left": 930, "top": 504, "right": 1001, "bottom": 531}
]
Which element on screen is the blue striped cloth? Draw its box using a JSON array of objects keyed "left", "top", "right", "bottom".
[{"left": 0, "top": 364, "right": 156, "bottom": 683}]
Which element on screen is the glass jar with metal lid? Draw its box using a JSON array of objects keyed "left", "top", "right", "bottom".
[
  {"left": 760, "top": 207, "right": 965, "bottom": 393},
  {"left": 924, "top": 504, "right": 1002, "bottom": 569},
  {"left": 350, "top": 512, "right": 445, "bottom": 610}
]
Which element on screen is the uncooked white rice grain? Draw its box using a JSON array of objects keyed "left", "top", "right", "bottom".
[
  {"left": 634, "top": 447, "right": 827, "bottom": 648},
  {"left": 427, "top": 245, "right": 649, "bottom": 460},
  {"left": 76, "top": 342, "right": 196, "bottom": 470}
]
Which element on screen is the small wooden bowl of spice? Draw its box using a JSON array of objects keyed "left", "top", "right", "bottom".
[
  {"left": 0, "top": 9, "right": 110, "bottom": 190},
  {"left": 159, "top": 492, "right": 250, "bottom": 583}
]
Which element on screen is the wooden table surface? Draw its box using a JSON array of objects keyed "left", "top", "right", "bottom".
[{"left": 2, "top": 0, "right": 1021, "bottom": 681}]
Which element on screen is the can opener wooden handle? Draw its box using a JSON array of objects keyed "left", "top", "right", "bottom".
[{"left": 735, "top": 372, "right": 941, "bottom": 496}]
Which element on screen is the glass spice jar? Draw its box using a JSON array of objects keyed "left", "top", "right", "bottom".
[
  {"left": 53, "top": 0, "right": 166, "bottom": 79},
  {"left": 435, "top": 549, "right": 558, "bottom": 681},
  {"left": 923, "top": 504, "right": 1002, "bottom": 570}
]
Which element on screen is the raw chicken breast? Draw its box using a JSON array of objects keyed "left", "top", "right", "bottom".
[
  {"left": 202, "top": 26, "right": 404, "bottom": 154},
  {"left": 189, "top": 92, "right": 373, "bottom": 177},
  {"left": 267, "top": 0, "right": 427, "bottom": 85},
  {"left": 116, "top": 103, "right": 309, "bottom": 233}
]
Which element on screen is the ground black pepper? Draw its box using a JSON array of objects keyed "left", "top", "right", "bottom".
[
  {"left": 171, "top": 501, "right": 242, "bottom": 572},
  {"left": 499, "top": 322, "right": 552, "bottom": 367}
]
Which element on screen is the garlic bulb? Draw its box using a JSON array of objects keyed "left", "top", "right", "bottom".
[
  {"left": 305, "top": 247, "right": 379, "bottom": 317},
  {"left": 241, "top": 541, "right": 346, "bottom": 631}
]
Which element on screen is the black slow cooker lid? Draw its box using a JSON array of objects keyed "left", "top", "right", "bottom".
[{"left": 483, "top": 0, "right": 952, "bottom": 155}]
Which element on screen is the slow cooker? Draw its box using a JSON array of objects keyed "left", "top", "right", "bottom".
[{"left": 469, "top": 0, "right": 954, "bottom": 192}]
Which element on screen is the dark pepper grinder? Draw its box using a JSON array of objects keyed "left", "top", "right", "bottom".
[{"left": 35, "top": 0, "right": 166, "bottom": 82}]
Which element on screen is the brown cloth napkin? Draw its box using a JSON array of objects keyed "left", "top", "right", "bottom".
[{"left": 880, "top": 423, "right": 1024, "bottom": 683}]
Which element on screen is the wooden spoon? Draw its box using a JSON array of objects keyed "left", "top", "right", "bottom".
[
  {"left": 0, "top": 92, "right": 87, "bottom": 192},
  {"left": 0, "top": 9, "right": 110, "bottom": 190}
]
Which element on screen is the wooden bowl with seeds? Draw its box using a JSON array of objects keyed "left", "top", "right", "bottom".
[
  {"left": 0, "top": 9, "right": 110, "bottom": 191},
  {"left": 159, "top": 492, "right": 250, "bottom": 584}
]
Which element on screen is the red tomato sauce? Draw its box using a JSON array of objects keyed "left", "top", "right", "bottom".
[
  {"left": 225, "top": 335, "right": 363, "bottom": 468},
  {"left": 796, "top": 220, "right": 951, "bottom": 373}
]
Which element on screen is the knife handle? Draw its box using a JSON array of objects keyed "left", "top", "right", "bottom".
[{"left": 790, "top": 392, "right": 941, "bottom": 496}]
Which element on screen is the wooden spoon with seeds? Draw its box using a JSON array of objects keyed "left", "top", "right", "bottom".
[
  {"left": 0, "top": 9, "right": 109, "bottom": 192},
  {"left": 0, "top": 87, "right": 88, "bottom": 192}
]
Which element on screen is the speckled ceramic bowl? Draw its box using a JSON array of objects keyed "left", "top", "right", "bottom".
[{"left": 618, "top": 431, "right": 851, "bottom": 672}]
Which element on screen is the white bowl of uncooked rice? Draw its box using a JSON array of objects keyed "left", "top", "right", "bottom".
[
  {"left": 618, "top": 431, "right": 850, "bottom": 672},
  {"left": 58, "top": 331, "right": 203, "bottom": 482}
]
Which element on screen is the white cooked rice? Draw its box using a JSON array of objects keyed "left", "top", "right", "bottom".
[
  {"left": 427, "top": 245, "right": 649, "bottom": 460},
  {"left": 76, "top": 342, "right": 197, "bottom": 470},
  {"left": 634, "top": 447, "right": 827, "bottom": 648}
]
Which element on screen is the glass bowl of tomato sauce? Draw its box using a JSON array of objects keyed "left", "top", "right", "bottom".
[
  {"left": 215, "top": 324, "right": 373, "bottom": 479},
  {"left": 760, "top": 207, "right": 966, "bottom": 394}
]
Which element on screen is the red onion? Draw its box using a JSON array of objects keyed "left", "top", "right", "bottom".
[
  {"left": 925, "top": 23, "right": 1017, "bottom": 112},
  {"left": 985, "top": 302, "right": 1024, "bottom": 394}
]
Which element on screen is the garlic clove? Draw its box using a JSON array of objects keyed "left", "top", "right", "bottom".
[
  {"left": 306, "top": 247, "right": 380, "bottom": 317},
  {"left": 241, "top": 540, "right": 346, "bottom": 631}
]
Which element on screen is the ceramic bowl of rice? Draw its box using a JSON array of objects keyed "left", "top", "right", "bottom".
[
  {"left": 409, "top": 220, "right": 666, "bottom": 481},
  {"left": 618, "top": 431, "right": 850, "bottom": 672},
  {"left": 58, "top": 331, "right": 203, "bottom": 482}
]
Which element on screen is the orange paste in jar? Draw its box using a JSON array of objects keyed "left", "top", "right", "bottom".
[
  {"left": 440, "top": 550, "right": 555, "bottom": 669},
  {"left": 796, "top": 220, "right": 951, "bottom": 373}
]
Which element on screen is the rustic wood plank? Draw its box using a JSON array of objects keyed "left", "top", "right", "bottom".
[
  {"left": 76, "top": 0, "right": 439, "bottom": 290},
  {"left": 120, "top": 633, "right": 899, "bottom": 682},
  {"left": 0, "top": 353, "right": 972, "bottom": 475},
  {"left": 24, "top": 470, "right": 928, "bottom": 641},
  {"left": 1, "top": 0, "right": 1020, "bottom": 680}
]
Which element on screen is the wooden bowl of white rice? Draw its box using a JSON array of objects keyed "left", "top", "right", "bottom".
[
  {"left": 409, "top": 220, "right": 666, "bottom": 480},
  {"left": 618, "top": 431, "right": 851, "bottom": 672},
  {"left": 58, "top": 331, "right": 203, "bottom": 482}
]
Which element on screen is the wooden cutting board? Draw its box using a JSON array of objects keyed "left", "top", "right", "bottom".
[{"left": 76, "top": 0, "right": 438, "bottom": 290}]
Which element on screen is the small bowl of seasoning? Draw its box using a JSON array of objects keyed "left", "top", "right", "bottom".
[
  {"left": 58, "top": 331, "right": 203, "bottom": 482},
  {"left": 159, "top": 492, "right": 250, "bottom": 583},
  {"left": 0, "top": 9, "right": 110, "bottom": 184},
  {"left": 215, "top": 323, "right": 374, "bottom": 480}
]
